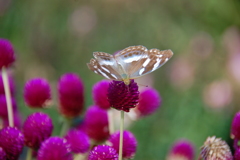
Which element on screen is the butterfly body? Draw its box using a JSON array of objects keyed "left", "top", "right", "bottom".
[{"left": 87, "top": 45, "right": 173, "bottom": 85}]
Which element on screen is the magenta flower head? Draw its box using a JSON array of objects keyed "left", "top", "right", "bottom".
[
  {"left": 0, "top": 95, "right": 17, "bottom": 118},
  {"left": 92, "top": 80, "right": 110, "bottom": 109},
  {"left": 0, "top": 147, "right": 6, "bottom": 160},
  {"left": 235, "top": 148, "right": 240, "bottom": 160},
  {"left": 88, "top": 145, "right": 118, "bottom": 160},
  {"left": 231, "top": 112, "right": 240, "bottom": 140},
  {"left": 37, "top": 136, "right": 73, "bottom": 160},
  {"left": 108, "top": 130, "right": 137, "bottom": 159},
  {"left": 0, "top": 38, "right": 15, "bottom": 69},
  {"left": 108, "top": 80, "right": 139, "bottom": 112},
  {"left": 83, "top": 105, "right": 109, "bottom": 141},
  {"left": 23, "top": 112, "right": 53, "bottom": 149},
  {"left": 24, "top": 78, "right": 51, "bottom": 108},
  {"left": 0, "top": 127, "right": 24, "bottom": 160},
  {"left": 135, "top": 87, "right": 161, "bottom": 117},
  {"left": 0, "top": 73, "right": 15, "bottom": 95},
  {"left": 58, "top": 73, "right": 84, "bottom": 117},
  {"left": 200, "top": 136, "right": 233, "bottom": 160},
  {"left": 65, "top": 129, "right": 90, "bottom": 154},
  {"left": 167, "top": 139, "right": 195, "bottom": 160}
]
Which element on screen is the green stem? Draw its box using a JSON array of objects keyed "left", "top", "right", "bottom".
[
  {"left": 108, "top": 109, "right": 114, "bottom": 134},
  {"left": 60, "top": 118, "right": 70, "bottom": 137},
  {"left": 1, "top": 67, "right": 14, "bottom": 127},
  {"left": 26, "top": 148, "right": 32, "bottom": 160},
  {"left": 119, "top": 111, "right": 124, "bottom": 160}
]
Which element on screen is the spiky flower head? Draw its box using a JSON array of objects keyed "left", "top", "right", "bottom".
[
  {"left": 88, "top": 145, "right": 118, "bottom": 160},
  {"left": 135, "top": 87, "right": 161, "bottom": 117},
  {"left": 200, "top": 136, "right": 233, "bottom": 160},
  {"left": 0, "top": 147, "right": 6, "bottom": 160},
  {"left": 231, "top": 112, "right": 240, "bottom": 139},
  {"left": 167, "top": 139, "right": 195, "bottom": 160},
  {"left": 65, "top": 129, "right": 90, "bottom": 154},
  {"left": 0, "top": 95, "right": 17, "bottom": 118},
  {"left": 0, "top": 73, "right": 15, "bottom": 95},
  {"left": 23, "top": 112, "right": 53, "bottom": 149},
  {"left": 24, "top": 78, "right": 51, "bottom": 108},
  {"left": 0, "top": 127, "right": 24, "bottom": 160},
  {"left": 108, "top": 79, "right": 139, "bottom": 112},
  {"left": 58, "top": 73, "right": 84, "bottom": 117},
  {"left": 83, "top": 105, "right": 109, "bottom": 141},
  {"left": 0, "top": 38, "right": 15, "bottom": 69},
  {"left": 37, "top": 137, "right": 73, "bottom": 160},
  {"left": 92, "top": 80, "right": 110, "bottom": 109},
  {"left": 108, "top": 130, "right": 137, "bottom": 159}
]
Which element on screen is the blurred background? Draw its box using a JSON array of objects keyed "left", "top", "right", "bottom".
[{"left": 1, "top": 0, "right": 240, "bottom": 159}]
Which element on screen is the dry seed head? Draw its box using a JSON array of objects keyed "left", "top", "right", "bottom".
[{"left": 200, "top": 136, "right": 233, "bottom": 160}]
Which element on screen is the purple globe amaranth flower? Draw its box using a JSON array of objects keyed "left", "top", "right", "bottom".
[
  {"left": 0, "top": 95, "right": 17, "bottom": 118},
  {"left": 167, "top": 139, "right": 195, "bottom": 160},
  {"left": 108, "top": 79, "right": 139, "bottom": 112},
  {"left": 24, "top": 78, "right": 51, "bottom": 108},
  {"left": 92, "top": 80, "right": 111, "bottom": 109},
  {"left": 58, "top": 73, "right": 84, "bottom": 117},
  {"left": 88, "top": 145, "right": 118, "bottom": 160},
  {"left": 108, "top": 130, "right": 137, "bottom": 159},
  {"left": 0, "top": 127, "right": 24, "bottom": 160},
  {"left": 0, "top": 73, "right": 15, "bottom": 95},
  {"left": 37, "top": 137, "right": 73, "bottom": 160},
  {"left": 231, "top": 112, "right": 240, "bottom": 139},
  {"left": 65, "top": 129, "right": 90, "bottom": 154},
  {"left": 83, "top": 105, "right": 109, "bottom": 142},
  {"left": 235, "top": 148, "right": 240, "bottom": 160},
  {"left": 200, "top": 136, "right": 233, "bottom": 160},
  {"left": 0, "top": 39, "right": 15, "bottom": 69},
  {"left": 23, "top": 112, "right": 53, "bottom": 149},
  {"left": 135, "top": 87, "right": 161, "bottom": 117},
  {"left": 0, "top": 147, "right": 6, "bottom": 160}
]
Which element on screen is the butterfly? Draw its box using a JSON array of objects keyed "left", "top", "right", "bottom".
[{"left": 87, "top": 45, "right": 173, "bottom": 85}]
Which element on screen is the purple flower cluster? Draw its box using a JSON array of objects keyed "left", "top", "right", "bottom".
[
  {"left": 64, "top": 129, "right": 90, "bottom": 154},
  {"left": 82, "top": 105, "right": 109, "bottom": 142},
  {"left": 24, "top": 78, "right": 51, "bottom": 108},
  {"left": 167, "top": 139, "right": 195, "bottom": 160},
  {"left": 0, "top": 40, "right": 169, "bottom": 160},
  {"left": 88, "top": 145, "right": 118, "bottom": 160},
  {"left": 0, "top": 39, "right": 15, "bottom": 69},
  {"left": 92, "top": 80, "right": 111, "bottom": 109},
  {"left": 108, "top": 130, "right": 137, "bottom": 159},
  {"left": 23, "top": 112, "right": 53, "bottom": 149},
  {"left": 58, "top": 73, "right": 84, "bottom": 117},
  {"left": 37, "top": 137, "right": 73, "bottom": 160},
  {"left": 108, "top": 80, "right": 139, "bottom": 112},
  {"left": 0, "top": 127, "right": 24, "bottom": 160}
]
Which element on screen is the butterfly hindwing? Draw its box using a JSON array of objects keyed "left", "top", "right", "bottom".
[{"left": 129, "top": 49, "right": 173, "bottom": 78}]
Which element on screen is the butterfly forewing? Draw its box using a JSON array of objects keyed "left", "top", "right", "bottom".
[
  {"left": 114, "top": 45, "right": 148, "bottom": 76},
  {"left": 87, "top": 53, "right": 122, "bottom": 80},
  {"left": 129, "top": 49, "right": 173, "bottom": 79}
]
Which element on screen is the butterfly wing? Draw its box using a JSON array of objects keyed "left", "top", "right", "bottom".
[
  {"left": 114, "top": 45, "right": 148, "bottom": 77},
  {"left": 129, "top": 49, "right": 174, "bottom": 79},
  {"left": 87, "top": 52, "right": 122, "bottom": 80}
]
